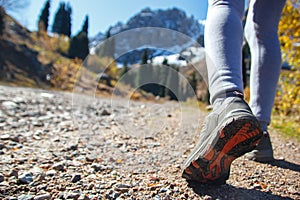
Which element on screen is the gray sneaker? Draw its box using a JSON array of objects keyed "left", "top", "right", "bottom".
[
  {"left": 245, "top": 131, "right": 274, "bottom": 162},
  {"left": 182, "top": 95, "right": 263, "bottom": 185}
]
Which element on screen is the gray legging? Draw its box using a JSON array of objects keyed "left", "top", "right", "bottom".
[{"left": 205, "top": 0, "right": 286, "bottom": 130}]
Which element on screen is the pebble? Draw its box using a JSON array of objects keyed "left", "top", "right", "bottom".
[
  {"left": 159, "top": 188, "right": 169, "bottom": 193},
  {"left": 33, "top": 193, "right": 51, "bottom": 200},
  {"left": 91, "top": 163, "right": 104, "bottom": 172},
  {"left": 45, "top": 169, "right": 56, "bottom": 176},
  {"left": 0, "top": 134, "right": 11, "bottom": 140},
  {"left": 51, "top": 162, "right": 65, "bottom": 171},
  {"left": 86, "top": 153, "right": 98, "bottom": 162},
  {"left": 115, "top": 183, "right": 131, "bottom": 192},
  {"left": 101, "top": 109, "right": 111, "bottom": 116},
  {"left": 18, "top": 172, "right": 33, "bottom": 184},
  {"left": 18, "top": 194, "right": 34, "bottom": 200},
  {"left": 71, "top": 174, "right": 81, "bottom": 183},
  {"left": 78, "top": 194, "right": 90, "bottom": 200},
  {"left": 2, "top": 101, "right": 18, "bottom": 110},
  {"left": 0, "top": 173, "right": 4, "bottom": 182},
  {"left": 64, "top": 192, "right": 81, "bottom": 199}
]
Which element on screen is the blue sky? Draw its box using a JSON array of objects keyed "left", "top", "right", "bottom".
[{"left": 9, "top": 0, "right": 208, "bottom": 37}]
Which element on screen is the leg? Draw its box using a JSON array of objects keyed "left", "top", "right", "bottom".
[
  {"left": 182, "top": 0, "right": 263, "bottom": 184},
  {"left": 244, "top": 0, "right": 286, "bottom": 162},
  {"left": 245, "top": 0, "right": 286, "bottom": 131},
  {"left": 205, "top": 0, "right": 244, "bottom": 105}
]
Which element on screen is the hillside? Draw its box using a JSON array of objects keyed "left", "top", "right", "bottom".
[
  {"left": 0, "top": 11, "right": 144, "bottom": 99},
  {"left": 0, "top": 14, "right": 51, "bottom": 87}
]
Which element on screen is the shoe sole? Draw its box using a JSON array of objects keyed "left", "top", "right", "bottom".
[{"left": 182, "top": 116, "right": 262, "bottom": 185}]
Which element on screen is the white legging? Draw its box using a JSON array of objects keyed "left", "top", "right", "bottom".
[{"left": 205, "top": 0, "right": 286, "bottom": 130}]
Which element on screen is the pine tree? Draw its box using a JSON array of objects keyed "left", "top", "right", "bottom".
[
  {"left": 189, "top": 71, "right": 197, "bottom": 93},
  {"left": 68, "top": 31, "right": 89, "bottom": 60},
  {"left": 38, "top": 0, "right": 50, "bottom": 33},
  {"left": 120, "top": 61, "right": 129, "bottom": 78},
  {"left": 158, "top": 58, "right": 169, "bottom": 97},
  {"left": 96, "top": 27, "right": 115, "bottom": 58},
  {"left": 136, "top": 49, "right": 148, "bottom": 88},
  {"left": 52, "top": 2, "right": 64, "bottom": 34},
  {"left": 52, "top": 2, "right": 72, "bottom": 37},
  {"left": 141, "top": 49, "right": 148, "bottom": 65},
  {"left": 165, "top": 65, "right": 179, "bottom": 100},
  {"left": 82, "top": 15, "right": 88, "bottom": 35},
  {"left": 0, "top": 6, "right": 5, "bottom": 36},
  {"left": 64, "top": 3, "right": 72, "bottom": 37}
]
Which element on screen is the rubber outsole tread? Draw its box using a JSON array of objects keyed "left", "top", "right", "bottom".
[{"left": 182, "top": 117, "right": 263, "bottom": 185}]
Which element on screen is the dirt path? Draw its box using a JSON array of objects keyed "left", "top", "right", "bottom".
[{"left": 0, "top": 85, "right": 299, "bottom": 199}]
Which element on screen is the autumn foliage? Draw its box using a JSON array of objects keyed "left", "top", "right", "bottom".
[{"left": 274, "top": 0, "right": 300, "bottom": 133}]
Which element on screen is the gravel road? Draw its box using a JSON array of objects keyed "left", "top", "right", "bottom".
[{"left": 0, "top": 85, "right": 299, "bottom": 200}]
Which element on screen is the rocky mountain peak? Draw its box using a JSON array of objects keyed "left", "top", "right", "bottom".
[{"left": 90, "top": 7, "right": 204, "bottom": 64}]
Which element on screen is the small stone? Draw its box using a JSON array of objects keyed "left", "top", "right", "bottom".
[
  {"left": 13, "top": 97, "right": 25, "bottom": 104},
  {"left": 32, "top": 120, "right": 43, "bottom": 127},
  {"left": 91, "top": 163, "right": 104, "bottom": 172},
  {"left": 33, "top": 193, "right": 51, "bottom": 200},
  {"left": 154, "top": 195, "right": 161, "bottom": 200},
  {"left": 9, "top": 169, "right": 18, "bottom": 177},
  {"left": 18, "top": 172, "right": 33, "bottom": 184},
  {"left": 0, "top": 134, "right": 11, "bottom": 140},
  {"left": 115, "top": 183, "right": 131, "bottom": 192},
  {"left": 40, "top": 93, "right": 54, "bottom": 98},
  {"left": 0, "top": 181, "right": 9, "bottom": 187},
  {"left": 86, "top": 154, "right": 97, "bottom": 162},
  {"left": 253, "top": 183, "right": 262, "bottom": 189},
  {"left": 78, "top": 194, "right": 90, "bottom": 200},
  {"left": 2, "top": 101, "right": 18, "bottom": 110},
  {"left": 101, "top": 109, "right": 111, "bottom": 116},
  {"left": 159, "top": 188, "right": 169, "bottom": 193},
  {"left": 67, "top": 144, "right": 78, "bottom": 151},
  {"left": 18, "top": 194, "right": 34, "bottom": 200},
  {"left": 71, "top": 174, "right": 81, "bottom": 183},
  {"left": 64, "top": 192, "right": 80, "bottom": 199},
  {"left": 51, "top": 162, "right": 65, "bottom": 171},
  {"left": 0, "top": 173, "right": 4, "bottom": 182},
  {"left": 45, "top": 169, "right": 56, "bottom": 176}
]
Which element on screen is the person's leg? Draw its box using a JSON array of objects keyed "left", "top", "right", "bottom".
[
  {"left": 245, "top": 0, "right": 286, "bottom": 131},
  {"left": 244, "top": 0, "right": 286, "bottom": 162},
  {"left": 182, "top": 0, "right": 263, "bottom": 184},
  {"left": 205, "top": 0, "right": 244, "bottom": 105}
]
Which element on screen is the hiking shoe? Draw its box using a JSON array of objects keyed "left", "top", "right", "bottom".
[
  {"left": 182, "top": 96, "right": 263, "bottom": 185},
  {"left": 245, "top": 131, "right": 274, "bottom": 162}
]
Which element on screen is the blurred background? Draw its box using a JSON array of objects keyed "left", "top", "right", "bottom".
[{"left": 0, "top": 0, "right": 299, "bottom": 136}]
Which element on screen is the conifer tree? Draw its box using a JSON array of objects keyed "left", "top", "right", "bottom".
[
  {"left": 0, "top": 6, "right": 5, "bottom": 36},
  {"left": 120, "top": 61, "right": 129, "bottom": 78},
  {"left": 165, "top": 65, "right": 179, "bottom": 100},
  {"left": 141, "top": 49, "right": 148, "bottom": 65},
  {"left": 158, "top": 58, "right": 169, "bottom": 97},
  {"left": 96, "top": 27, "right": 115, "bottom": 59},
  {"left": 64, "top": 3, "right": 72, "bottom": 37},
  {"left": 82, "top": 15, "right": 88, "bottom": 35},
  {"left": 136, "top": 49, "right": 148, "bottom": 88},
  {"left": 52, "top": 2, "right": 64, "bottom": 34},
  {"left": 189, "top": 71, "right": 197, "bottom": 93},
  {"left": 52, "top": 2, "right": 72, "bottom": 37},
  {"left": 68, "top": 31, "right": 89, "bottom": 60},
  {"left": 38, "top": 0, "right": 50, "bottom": 33}
]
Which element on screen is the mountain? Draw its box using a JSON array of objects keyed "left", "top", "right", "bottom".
[{"left": 90, "top": 7, "right": 204, "bottom": 64}]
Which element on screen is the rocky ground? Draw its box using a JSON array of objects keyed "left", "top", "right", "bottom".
[{"left": 0, "top": 85, "right": 299, "bottom": 200}]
